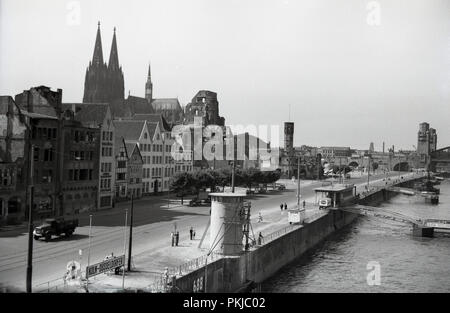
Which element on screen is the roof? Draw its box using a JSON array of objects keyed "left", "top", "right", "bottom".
[
  {"left": 114, "top": 136, "right": 127, "bottom": 157},
  {"left": 314, "top": 184, "right": 355, "bottom": 193},
  {"left": 132, "top": 113, "right": 171, "bottom": 131},
  {"left": 61, "top": 103, "right": 109, "bottom": 126},
  {"left": 151, "top": 98, "right": 182, "bottom": 111},
  {"left": 125, "top": 96, "right": 154, "bottom": 115},
  {"left": 146, "top": 122, "right": 159, "bottom": 139},
  {"left": 113, "top": 120, "right": 146, "bottom": 141}
]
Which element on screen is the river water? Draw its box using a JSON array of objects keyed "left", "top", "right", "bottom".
[{"left": 263, "top": 180, "right": 450, "bottom": 293}]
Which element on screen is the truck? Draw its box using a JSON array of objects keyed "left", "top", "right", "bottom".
[
  {"left": 318, "top": 198, "right": 332, "bottom": 209},
  {"left": 33, "top": 217, "right": 79, "bottom": 241}
]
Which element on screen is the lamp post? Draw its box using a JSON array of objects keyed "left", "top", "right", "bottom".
[
  {"left": 127, "top": 193, "right": 134, "bottom": 271},
  {"left": 26, "top": 144, "right": 35, "bottom": 293}
]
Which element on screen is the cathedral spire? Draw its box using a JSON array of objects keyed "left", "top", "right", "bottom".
[
  {"left": 145, "top": 62, "right": 153, "bottom": 104},
  {"left": 92, "top": 21, "right": 104, "bottom": 66},
  {"left": 108, "top": 27, "right": 120, "bottom": 71}
]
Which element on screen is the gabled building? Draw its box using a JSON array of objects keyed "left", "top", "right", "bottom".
[
  {"left": 125, "top": 142, "right": 143, "bottom": 199},
  {"left": 114, "top": 137, "right": 128, "bottom": 200},
  {"left": 62, "top": 103, "right": 115, "bottom": 209}
]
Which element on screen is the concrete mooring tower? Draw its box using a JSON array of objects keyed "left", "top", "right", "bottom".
[{"left": 209, "top": 193, "right": 246, "bottom": 255}]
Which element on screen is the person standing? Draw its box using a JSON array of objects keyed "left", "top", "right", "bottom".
[
  {"left": 193, "top": 229, "right": 196, "bottom": 239},
  {"left": 280, "top": 203, "right": 283, "bottom": 211},
  {"left": 189, "top": 227, "right": 193, "bottom": 240},
  {"left": 171, "top": 231, "right": 175, "bottom": 247},
  {"left": 302, "top": 200, "right": 306, "bottom": 209},
  {"left": 257, "top": 232, "right": 263, "bottom": 245},
  {"left": 175, "top": 231, "right": 179, "bottom": 246},
  {"left": 284, "top": 203, "right": 287, "bottom": 210}
]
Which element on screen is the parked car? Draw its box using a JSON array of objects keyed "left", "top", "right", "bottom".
[
  {"left": 276, "top": 184, "right": 286, "bottom": 191},
  {"left": 188, "top": 199, "right": 201, "bottom": 207},
  {"left": 33, "top": 217, "right": 78, "bottom": 241}
]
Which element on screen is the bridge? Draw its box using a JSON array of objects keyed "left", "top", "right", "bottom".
[
  {"left": 430, "top": 146, "right": 450, "bottom": 174},
  {"left": 386, "top": 186, "right": 439, "bottom": 204},
  {"left": 339, "top": 204, "right": 450, "bottom": 237}
]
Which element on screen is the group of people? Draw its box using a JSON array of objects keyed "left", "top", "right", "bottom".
[
  {"left": 171, "top": 231, "right": 180, "bottom": 246},
  {"left": 189, "top": 227, "right": 196, "bottom": 240},
  {"left": 171, "top": 227, "right": 197, "bottom": 246},
  {"left": 280, "top": 203, "right": 288, "bottom": 211}
]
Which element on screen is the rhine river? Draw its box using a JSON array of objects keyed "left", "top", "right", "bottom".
[{"left": 263, "top": 180, "right": 450, "bottom": 292}]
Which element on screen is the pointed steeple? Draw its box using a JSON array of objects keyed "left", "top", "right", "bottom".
[
  {"left": 92, "top": 21, "right": 104, "bottom": 66},
  {"left": 145, "top": 61, "right": 153, "bottom": 104},
  {"left": 108, "top": 27, "right": 120, "bottom": 71}
]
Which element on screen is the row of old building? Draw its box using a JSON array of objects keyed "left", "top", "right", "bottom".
[{"left": 0, "top": 86, "right": 197, "bottom": 225}]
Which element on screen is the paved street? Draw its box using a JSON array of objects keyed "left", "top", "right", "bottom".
[{"left": 0, "top": 171, "right": 413, "bottom": 291}]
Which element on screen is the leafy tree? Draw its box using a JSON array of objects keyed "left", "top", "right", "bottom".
[{"left": 170, "top": 172, "right": 193, "bottom": 205}]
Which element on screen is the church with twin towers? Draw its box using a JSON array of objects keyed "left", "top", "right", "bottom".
[{"left": 82, "top": 22, "right": 184, "bottom": 124}]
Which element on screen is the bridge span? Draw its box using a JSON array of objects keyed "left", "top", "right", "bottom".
[{"left": 338, "top": 204, "right": 450, "bottom": 237}]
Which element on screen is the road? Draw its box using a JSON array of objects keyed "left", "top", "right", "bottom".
[{"left": 0, "top": 171, "right": 414, "bottom": 291}]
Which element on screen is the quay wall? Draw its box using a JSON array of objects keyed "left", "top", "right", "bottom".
[{"left": 174, "top": 176, "right": 424, "bottom": 293}]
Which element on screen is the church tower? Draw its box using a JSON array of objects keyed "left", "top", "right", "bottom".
[
  {"left": 145, "top": 63, "right": 153, "bottom": 104},
  {"left": 83, "top": 22, "right": 109, "bottom": 103},
  {"left": 83, "top": 23, "right": 124, "bottom": 104},
  {"left": 107, "top": 27, "right": 124, "bottom": 103}
]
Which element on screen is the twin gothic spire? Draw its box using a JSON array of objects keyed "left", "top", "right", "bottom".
[{"left": 83, "top": 22, "right": 124, "bottom": 104}]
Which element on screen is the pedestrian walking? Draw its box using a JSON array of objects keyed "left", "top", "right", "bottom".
[
  {"left": 280, "top": 203, "right": 283, "bottom": 211},
  {"left": 284, "top": 203, "right": 287, "bottom": 210},
  {"left": 258, "top": 212, "right": 263, "bottom": 223},
  {"left": 175, "top": 231, "right": 179, "bottom": 246},
  {"left": 302, "top": 200, "right": 306, "bottom": 209},
  {"left": 171, "top": 231, "right": 175, "bottom": 247},
  {"left": 189, "top": 227, "right": 193, "bottom": 240}
]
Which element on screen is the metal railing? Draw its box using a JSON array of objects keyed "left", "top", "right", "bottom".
[
  {"left": 169, "top": 250, "right": 223, "bottom": 277},
  {"left": 260, "top": 224, "right": 298, "bottom": 245}
]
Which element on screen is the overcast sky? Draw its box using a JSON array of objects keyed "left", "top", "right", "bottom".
[{"left": 1, "top": 0, "right": 449, "bottom": 150}]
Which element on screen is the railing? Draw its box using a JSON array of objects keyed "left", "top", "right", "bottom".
[
  {"left": 169, "top": 250, "right": 223, "bottom": 277},
  {"left": 261, "top": 224, "right": 298, "bottom": 245},
  {"left": 35, "top": 276, "right": 68, "bottom": 293}
]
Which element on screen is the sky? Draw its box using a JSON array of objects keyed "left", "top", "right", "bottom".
[{"left": 1, "top": 0, "right": 449, "bottom": 150}]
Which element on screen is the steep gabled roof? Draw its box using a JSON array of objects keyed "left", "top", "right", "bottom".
[
  {"left": 113, "top": 120, "right": 146, "bottom": 142},
  {"left": 61, "top": 103, "right": 110, "bottom": 127},
  {"left": 125, "top": 96, "right": 154, "bottom": 114},
  {"left": 132, "top": 113, "right": 171, "bottom": 131},
  {"left": 146, "top": 122, "right": 159, "bottom": 140},
  {"left": 151, "top": 98, "right": 182, "bottom": 111}
]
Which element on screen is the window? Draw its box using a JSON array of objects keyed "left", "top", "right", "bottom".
[
  {"left": 118, "top": 160, "right": 126, "bottom": 168},
  {"left": 33, "top": 147, "right": 40, "bottom": 162},
  {"left": 43, "top": 148, "right": 53, "bottom": 162}
]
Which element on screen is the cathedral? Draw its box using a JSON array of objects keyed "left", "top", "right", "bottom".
[{"left": 83, "top": 22, "right": 124, "bottom": 104}]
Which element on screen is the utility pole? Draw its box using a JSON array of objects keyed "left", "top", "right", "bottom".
[
  {"left": 127, "top": 193, "right": 134, "bottom": 271},
  {"left": 297, "top": 156, "right": 301, "bottom": 207},
  {"left": 26, "top": 144, "right": 35, "bottom": 293},
  {"left": 231, "top": 161, "right": 236, "bottom": 193},
  {"left": 122, "top": 209, "right": 128, "bottom": 290}
]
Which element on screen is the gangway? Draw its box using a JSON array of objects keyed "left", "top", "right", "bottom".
[{"left": 338, "top": 204, "right": 450, "bottom": 237}]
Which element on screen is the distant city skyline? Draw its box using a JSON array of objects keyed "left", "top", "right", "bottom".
[{"left": 1, "top": 0, "right": 449, "bottom": 150}]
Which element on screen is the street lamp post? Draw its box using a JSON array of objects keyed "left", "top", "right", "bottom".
[
  {"left": 127, "top": 193, "right": 134, "bottom": 271},
  {"left": 26, "top": 144, "right": 35, "bottom": 293}
]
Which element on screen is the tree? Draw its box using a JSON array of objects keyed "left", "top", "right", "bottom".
[{"left": 170, "top": 172, "right": 193, "bottom": 205}]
